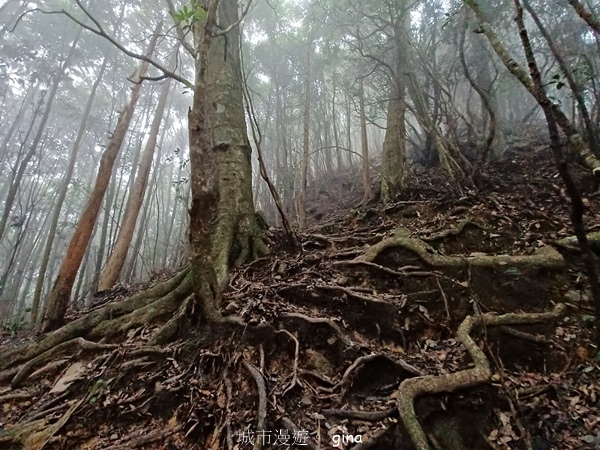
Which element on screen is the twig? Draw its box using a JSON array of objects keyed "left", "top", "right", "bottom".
[{"left": 436, "top": 277, "right": 451, "bottom": 322}]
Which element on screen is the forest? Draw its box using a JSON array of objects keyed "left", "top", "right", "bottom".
[{"left": 0, "top": 0, "right": 599, "bottom": 448}]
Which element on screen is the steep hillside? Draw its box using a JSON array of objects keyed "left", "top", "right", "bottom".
[{"left": 1, "top": 146, "right": 599, "bottom": 450}]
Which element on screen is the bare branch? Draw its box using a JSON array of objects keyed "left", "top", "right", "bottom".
[
  {"left": 37, "top": 5, "right": 193, "bottom": 88},
  {"left": 213, "top": 0, "right": 253, "bottom": 37}
]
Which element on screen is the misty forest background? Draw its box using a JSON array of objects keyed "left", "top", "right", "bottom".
[{"left": 0, "top": 0, "right": 598, "bottom": 325}]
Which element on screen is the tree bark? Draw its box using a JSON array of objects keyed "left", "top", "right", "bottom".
[
  {"left": 40, "top": 23, "right": 161, "bottom": 332},
  {"left": 358, "top": 77, "right": 372, "bottom": 204},
  {"left": 205, "top": 0, "right": 268, "bottom": 289},
  {"left": 299, "top": 36, "right": 312, "bottom": 229},
  {"left": 30, "top": 54, "right": 109, "bottom": 325},
  {"left": 99, "top": 63, "right": 172, "bottom": 290}
]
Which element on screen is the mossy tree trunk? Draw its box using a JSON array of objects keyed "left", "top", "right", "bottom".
[
  {"left": 204, "top": 0, "right": 268, "bottom": 290},
  {"left": 188, "top": 0, "right": 268, "bottom": 323},
  {"left": 381, "top": 14, "right": 408, "bottom": 204}
]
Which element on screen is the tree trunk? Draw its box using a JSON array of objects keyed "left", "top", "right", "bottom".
[
  {"left": 187, "top": 0, "right": 269, "bottom": 324},
  {"left": 299, "top": 37, "right": 312, "bottom": 229},
  {"left": 465, "top": 0, "right": 600, "bottom": 174},
  {"left": 205, "top": 0, "right": 268, "bottom": 289},
  {"left": 358, "top": 77, "right": 371, "bottom": 204},
  {"left": 30, "top": 54, "right": 109, "bottom": 325},
  {"left": 99, "top": 66, "right": 172, "bottom": 290},
  {"left": 0, "top": 29, "right": 82, "bottom": 241},
  {"left": 40, "top": 23, "right": 161, "bottom": 332}
]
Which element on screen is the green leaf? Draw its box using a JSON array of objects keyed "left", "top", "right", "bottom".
[{"left": 195, "top": 7, "right": 207, "bottom": 20}]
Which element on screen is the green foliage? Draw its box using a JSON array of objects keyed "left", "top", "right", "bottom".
[{"left": 171, "top": 1, "right": 207, "bottom": 31}]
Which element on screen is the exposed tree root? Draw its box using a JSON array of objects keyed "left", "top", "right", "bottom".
[
  {"left": 10, "top": 338, "right": 118, "bottom": 388},
  {"left": 0, "top": 396, "right": 85, "bottom": 450},
  {"left": 358, "top": 230, "right": 565, "bottom": 270},
  {"left": 104, "top": 425, "right": 183, "bottom": 450},
  {"left": 276, "top": 329, "right": 300, "bottom": 395},
  {"left": 149, "top": 295, "right": 193, "bottom": 345},
  {"left": 88, "top": 276, "right": 192, "bottom": 340},
  {"left": 282, "top": 312, "right": 353, "bottom": 346},
  {"left": 0, "top": 269, "right": 189, "bottom": 373},
  {"left": 553, "top": 230, "right": 600, "bottom": 252},
  {"left": 242, "top": 360, "right": 267, "bottom": 450},
  {"left": 332, "top": 259, "right": 439, "bottom": 278},
  {"left": 396, "top": 303, "right": 566, "bottom": 450},
  {"left": 322, "top": 407, "right": 396, "bottom": 421},
  {"left": 422, "top": 220, "right": 485, "bottom": 242}
]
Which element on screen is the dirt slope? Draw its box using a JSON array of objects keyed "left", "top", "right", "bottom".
[{"left": 1, "top": 146, "right": 599, "bottom": 450}]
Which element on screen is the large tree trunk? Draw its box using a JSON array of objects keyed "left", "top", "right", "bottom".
[
  {"left": 187, "top": 0, "right": 269, "bottom": 324},
  {"left": 205, "top": 0, "right": 268, "bottom": 289},
  {"left": 40, "top": 23, "right": 161, "bottom": 332},
  {"left": 98, "top": 66, "right": 172, "bottom": 290}
]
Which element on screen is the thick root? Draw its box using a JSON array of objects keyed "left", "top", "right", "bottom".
[
  {"left": 396, "top": 304, "right": 567, "bottom": 450},
  {"left": 360, "top": 229, "right": 564, "bottom": 270},
  {"left": 0, "top": 269, "right": 189, "bottom": 372},
  {"left": 89, "top": 276, "right": 192, "bottom": 341}
]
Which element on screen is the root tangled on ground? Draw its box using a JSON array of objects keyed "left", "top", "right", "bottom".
[{"left": 1, "top": 152, "right": 599, "bottom": 449}]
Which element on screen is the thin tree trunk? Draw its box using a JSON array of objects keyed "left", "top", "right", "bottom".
[
  {"left": 40, "top": 23, "right": 161, "bottom": 332},
  {"left": 30, "top": 54, "right": 109, "bottom": 325},
  {"left": 0, "top": 29, "right": 82, "bottom": 240},
  {"left": 99, "top": 70, "right": 172, "bottom": 290},
  {"left": 465, "top": 0, "right": 600, "bottom": 173},
  {"left": 358, "top": 77, "right": 371, "bottom": 204},
  {"left": 299, "top": 38, "right": 312, "bottom": 229}
]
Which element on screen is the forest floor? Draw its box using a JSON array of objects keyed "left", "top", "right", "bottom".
[{"left": 2, "top": 145, "right": 600, "bottom": 450}]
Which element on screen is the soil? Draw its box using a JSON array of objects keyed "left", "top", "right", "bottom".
[{"left": 1, "top": 146, "right": 599, "bottom": 450}]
